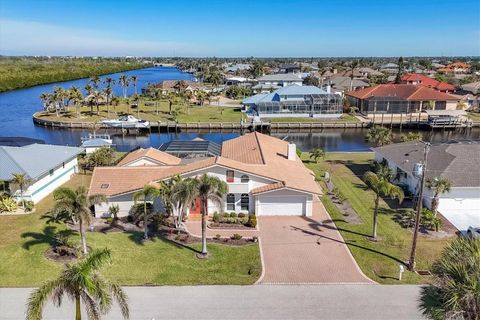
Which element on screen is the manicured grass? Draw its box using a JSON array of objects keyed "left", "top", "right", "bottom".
[
  {"left": 0, "top": 174, "right": 261, "bottom": 287},
  {"left": 270, "top": 114, "right": 359, "bottom": 123},
  {"left": 34, "top": 100, "right": 245, "bottom": 124},
  {"left": 303, "top": 152, "right": 451, "bottom": 284}
]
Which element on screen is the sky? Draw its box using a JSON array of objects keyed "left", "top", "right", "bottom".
[{"left": 0, "top": 0, "right": 479, "bottom": 57}]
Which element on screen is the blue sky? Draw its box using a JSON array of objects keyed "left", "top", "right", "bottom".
[{"left": 0, "top": 0, "right": 479, "bottom": 57}]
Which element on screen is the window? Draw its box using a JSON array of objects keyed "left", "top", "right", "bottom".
[
  {"left": 241, "top": 194, "right": 249, "bottom": 211},
  {"left": 240, "top": 175, "right": 250, "bottom": 183},
  {"left": 226, "top": 170, "right": 234, "bottom": 183},
  {"left": 49, "top": 169, "right": 54, "bottom": 176},
  {"left": 226, "top": 194, "right": 235, "bottom": 210},
  {"left": 62, "top": 162, "right": 65, "bottom": 168}
]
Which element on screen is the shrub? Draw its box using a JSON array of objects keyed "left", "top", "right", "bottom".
[
  {"left": 0, "top": 196, "right": 18, "bottom": 212},
  {"left": 105, "top": 217, "right": 113, "bottom": 224},
  {"left": 252, "top": 236, "right": 259, "bottom": 242},
  {"left": 231, "top": 233, "right": 243, "bottom": 240},
  {"left": 214, "top": 234, "right": 221, "bottom": 240},
  {"left": 223, "top": 212, "right": 230, "bottom": 218},
  {"left": 230, "top": 212, "right": 237, "bottom": 218},
  {"left": 238, "top": 212, "right": 246, "bottom": 218},
  {"left": 24, "top": 200, "right": 34, "bottom": 212},
  {"left": 213, "top": 212, "right": 220, "bottom": 223},
  {"left": 246, "top": 214, "right": 257, "bottom": 228},
  {"left": 174, "top": 234, "right": 181, "bottom": 241}
]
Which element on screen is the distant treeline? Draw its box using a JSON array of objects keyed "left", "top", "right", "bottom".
[{"left": 0, "top": 57, "right": 147, "bottom": 92}]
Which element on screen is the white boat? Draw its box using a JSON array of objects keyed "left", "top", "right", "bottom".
[{"left": 101, "top": 115, "right": 150, "bottom": 129}]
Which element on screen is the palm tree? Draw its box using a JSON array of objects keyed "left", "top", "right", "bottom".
[
  {"left": 89, "top": 76, "right": 101, "bottom": 90},
  {"left": 53, "top": 87, "right": 67, "bottom": 117},
  {"left": 164, "top": 177, "right": 197, "bottom": 229},
  {"left": 68, "top": 86, "right": 84, "bottom": 117},
  {"left": 119, "top": 75, "right": 130, "bottom": 98},
  {"left": 419, "top": 237, "right": 480, "bottom": 320},
  {"left": 103, "top": 77, "right": 115, "bottom": 90},
  {"left": 11, "top": 173, "right": 31, "bottom": 209},
  {"left": 349, "top": 60, "right": 359, "bottom": 91},
  {"left": 111, "top": 96, "right": 120, "bottom": 114},
  {"left": 130, "top": 76, "right": 138, "bottom": 95},
  {"left": 363, "top": 171, "right": 404, "bottom": 240},
  {"left": 426, "top": 177, "right": 452, "bottom": 218},
  {"left": 40, "top": 93, "right": 53, "bottom": 113},
  {"left": 365, "top": 126, "right": 392, "bottom": 147},
  {"left": 132, "top": 185, "right": 160, "bottom": 240},
  {"left": 195, "top": 90, "right": 207, "bottom": 107},
  {"left": 400, "top": 131, "right": 423, "bottom": 142},
  {"left": 103, "top": 87, "right": 113, "bottom": 115},
  {"left": 26, "top": 248, "right": 129, "bottom": 320},
  {"left": 52, "top": 186, "right": 107, "bottom": 255},
  {"left": 309, "top": 148, "right": 325, "bottom": 163},
  {"left": 194, "top": 174, "right": 228, "bottom": 257}
]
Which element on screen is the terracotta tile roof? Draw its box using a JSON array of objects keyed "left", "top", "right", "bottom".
[
  {"left": 401, "top": 73, "right": 455, "bottom": 92},
  {"left": 345, "top": 84, "right": 458, "bottom": 101},
  {"left": 251, "top": 182, "right": 285, "bottom": 194},
  {"left": 89, "top": 132, "right": 322, "bottom": 197},
  {"left": 117, "top": 148, "right": 181, "bottom": 166}
]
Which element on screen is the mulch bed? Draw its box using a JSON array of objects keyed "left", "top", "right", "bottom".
[
  {"left": 162, "top": 229, "right": 256, "bottom": 246},
  {"left": 44, "top": 247, "right": 78, "bottom": 263},
  {"left": 208, "top": 223, "right": 256, "bottom": 230}
]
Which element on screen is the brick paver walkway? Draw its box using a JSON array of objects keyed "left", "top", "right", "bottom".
[{"left": 258, "top": 197, "right": 373, "bottom": 284}]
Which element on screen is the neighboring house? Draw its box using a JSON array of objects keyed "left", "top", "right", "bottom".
[
  {"left": 345, "top": 84, "right": 460, "bottom": 114},
  {"left": 357, "top": 67, "right": 384, "bottom": 77},
  {"left": 327, "top": 76, "right": 369, "bottom": 93},
  {"left": 380, "top": 63, "right": 399, "bottom": 74},
  {"left": 143, "top": 80, "right": 204, "bottom": 94},
  {"left": 373, "top": 142, "right": 480, "bottom": 231},
  {"left": 117, "top": 147, "right": 181, "bottom": 167},
  {"left": 81, "top": 138, "right": 113, "bottom": 154},
  {"left": 0, "top": 137, "right": 44, "bottom": 147},
  {"left": 0, "top": 144, "right": 84, "bottom": 203},
  {"left": 278, "top": 63, "right": 301, "bottom": 73},
  {"left": 461, "top": 81, "right": 480, "bottom": 95},
  {"left": 223, "top": 63, "right": 251, "bottom": 74},
  {"left": 253, "top": 74, "right": 303, "bottom": 92},
  {"left": 224, "top": 76, "right": 249, "bottom": 86},
  {"left": 89, "top": 132, "right": 321, "bottom": 218},
  {"left": 243, "top": 85, "right": 342, "bottom": 118},
  {"left": 400, "top": 73, "right": 455, "bottom": 93},
  {"left": 438, "top": 62, "right": 471, "bottom": 74}
]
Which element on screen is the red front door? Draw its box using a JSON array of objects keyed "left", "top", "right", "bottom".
[{"left": 190, "top": 197, "right": 202, "bottom": 215}]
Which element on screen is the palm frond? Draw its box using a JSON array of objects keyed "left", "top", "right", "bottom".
[{"left": 26, "top": 278, "right": 62, "bottom": 320}]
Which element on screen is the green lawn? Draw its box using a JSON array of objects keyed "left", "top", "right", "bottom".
[
  {"left": 270, "top": 114, "right": 359, "bottom": 123},
  {"left": 0, "top": 175, "right": 261, "bottom": 287},
  {"left": 303, "top": 152, "right": 451, "bottom": 284},
  {"left": 34, "top": 100, "right": 245, "bottom": 124}
]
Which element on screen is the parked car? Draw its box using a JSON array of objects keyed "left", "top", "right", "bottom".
[{"left": 466, "top": 226, "right": 480, "bottom": 238}]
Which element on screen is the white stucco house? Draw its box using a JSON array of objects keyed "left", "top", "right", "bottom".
[
  {"left": 89, "top": 133, "right": 321, "bottom": 218},
  {"left": 373, "top": 142, "right": 480, "bottom": 232},
  {"left": 0, "top": 144, "right": 84, "bottom": 203},
  {"left": 253, "top": 73, "right": 303, "bottom": 93}
]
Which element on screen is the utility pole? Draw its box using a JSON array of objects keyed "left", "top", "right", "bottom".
[{"left": 408, "top": 141, "right": 430, "bottom": 271}]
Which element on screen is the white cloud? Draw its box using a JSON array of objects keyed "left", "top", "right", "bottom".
[{"left": 0, "top": 19, "right": 206, "bottom": 56}]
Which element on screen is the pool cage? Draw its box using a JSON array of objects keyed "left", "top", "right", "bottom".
[{"left": 253, "top": 94, "right": 342, "bottom": 116}]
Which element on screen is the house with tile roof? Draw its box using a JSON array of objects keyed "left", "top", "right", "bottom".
[
  {"left": 0, "top": 144, "right": 84, "bottom": 203},
  {"left": 242, "top": 85, "right": 342, "bottom": 118},
  {"left": 400, "top": 73, "right": 455, "bottom": 93},
  {"left": 345, "top": 84, "right": 460, "bottom": 114},
  {"left": 89, "top": 132, "right": 321, "bottom": 218},
  {"left": 438, "top": 62, "right": 471, "bottom": 74},
  {"left": 373, "top": 141, "right": 480, "bottom": 231}
]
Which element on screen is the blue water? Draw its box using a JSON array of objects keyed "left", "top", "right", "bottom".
[{"left": 0, "top": 66, "right": 478, "bottom": 152}]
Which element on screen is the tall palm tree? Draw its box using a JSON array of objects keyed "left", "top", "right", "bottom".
[
  {"left": 363, "top": 171, "right": 404, "bottom": 240},
  {"left": 426, "top": 177, "right": 452, "bottom": 218},
  {"left": 194, "top": 174, "right": 228, "bottom": 257},
  {"left": 89, "top": 76, "right": 101, "bottom": 90},
  {"left": 110, "top": 96, "right": 120, "bottom": 114},
  {"left": 53, "top": 87, "right": 67, "bottom": 117},
  {"left": 419, "top": 237, "right": 480, "bottom": 320},
  {"left": 39, "top": 93, "right": 53, "bottom": 112},
  {"left": 103, "top": 87, "right": 113, "bottom": 115},
  {"left": 132, "top": 185, "right": 160, "bottom": 240},
  {"left": 163, "top": 176, "right": 197, "bottom": 229},
  {"left": 52, "top": 186, "right": 107, "bottom": 255},
  {"left": 26, "top": 248, "right": 129, "bottom": 320},
  {"left": 309, "top": 148, "right": 325, "bottom": 163},
  {"left": 130, "top": 76, "right": 138, "bottom": 95},
  {"left": 365, "top": 126, "right": 392, "bottom": 147},
  {"left": 349, "top": 60, "right": 359, "bottom": 91},
  {"left": 68, "top": 86, "right": 84, "bottom": 117},
  {"left": 119, "top": 75, "right": 130, "bottom": 99},
  {"left": 11, "top": 173, "right": 31, "bottom": 209},
  {"left": 103, "top": 77, "right": 115, "bottom": 90}
]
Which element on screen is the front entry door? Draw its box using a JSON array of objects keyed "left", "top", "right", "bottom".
[{"left": 190, "top": 197, "right": 202, "bottom": 215}]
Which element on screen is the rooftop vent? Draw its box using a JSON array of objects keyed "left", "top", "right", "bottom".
[{"left": 100, "top": 184, "right": 109, "bottom": 189}]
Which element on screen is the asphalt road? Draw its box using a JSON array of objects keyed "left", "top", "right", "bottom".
[{"left": 0, "top": 284, "right": 426, "bottom": 320}]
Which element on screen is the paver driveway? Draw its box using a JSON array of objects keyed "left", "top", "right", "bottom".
[{"left": 258, "top": 197, "right": 373, "bottom": 284}]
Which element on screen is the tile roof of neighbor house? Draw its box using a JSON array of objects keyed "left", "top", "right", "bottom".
[
  {"left": 0, "top": 144, "right": 84, "bottom": 181},
  {"left": 372, "top": 141, "right": 480, "bottom": 188},
  {"left": 461, "top": 81, "right": 480, "bottom": 94},
  {"left": 117, "top": 147, "right": 181, "bottom": 166},
  {"left": 89, "top": 132, "right": 321, "bottom": 197},
  {"left": 257, "top": 73, "right": 302, "bottom": 82},
  {"left": 328, "top": 76, "right": 369, "bottom": 90},
  {"left": 401, "top": 73, "right": 455, "bottom": 92},
  {"left": 345, "top": 84, "right": 459, "bottom": 101}
]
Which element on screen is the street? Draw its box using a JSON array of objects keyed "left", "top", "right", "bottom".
[{"left": 0, "top": 284, "right": 426, "bottom": 320}]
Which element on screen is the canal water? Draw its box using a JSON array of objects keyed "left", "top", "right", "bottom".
[{"left": 0, "top": 67, "right": 479, "bottom": 152}]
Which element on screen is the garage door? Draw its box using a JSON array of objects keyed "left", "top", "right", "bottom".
[{"left": 257, "top": 195, "right": 305, "bottom": 216}]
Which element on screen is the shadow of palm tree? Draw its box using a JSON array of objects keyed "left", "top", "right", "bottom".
[
  {"left": 313, "top": 218, "right": 371, "bottom": 238},
  {"left": 154, "top": 234, "right": 202, "bottom": 254},
  {"left": 21, "top": 226, "right": 76, "bottom": 250},
  {"left": 125, "top": 231, "right": 147, "bottom": 245}
]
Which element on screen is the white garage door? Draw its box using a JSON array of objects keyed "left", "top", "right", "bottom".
[{"left": 257, "top": 195, "right": 305, "bottom": 216}]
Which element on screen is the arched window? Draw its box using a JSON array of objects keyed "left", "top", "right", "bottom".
[
  {"left": 241, "top": 194, "right": 249, "bottom": 211},
  {"left": 240, "top": 175, "right": 250, "bottom": 183},
  {"left": 226, "top": 194, "right": 235, "bottom": 211}
]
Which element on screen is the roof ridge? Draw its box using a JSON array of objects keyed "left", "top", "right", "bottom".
[
  {"left": 0, "top": 147, "right": 28, "bottom": 178},
  {"left": 407, "top": 85, "right": 424, "bottom": 100},
  {"left": 253, "top": 132, "right": 267, "bottom": 165}
]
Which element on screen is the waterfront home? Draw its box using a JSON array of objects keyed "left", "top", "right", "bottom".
[
  {"left": 0, "top": 144, "right": 84, "bottom": 203},
  {"left": 253, "top": 74, "right": 303, "bottom": 93},
  {"left": 327, "top": 76, "right": 369, "bottom": 93},
  {"left": 373, "top": 141, "right": 480, "bottom": 231},
  {"left": 345, "top": 84, "right": 460, "bottom": 114},
  {"left": 223, "top": 63, "right": 251, "bottom": 74},
  {"left": 242, "top": 85, "right": 342, "bottom": 118},
  {"left": 400, "top": 73, "right": 455, "bottom": 93},
  {"left": 89, "top": 132, "right": 321, "bottom": 218},
  {"left": 438, "top": 62, "right": 471, "bottom": 74},
  {"left": 278, "top": 63, "right": 301, "bottom": 74}
]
